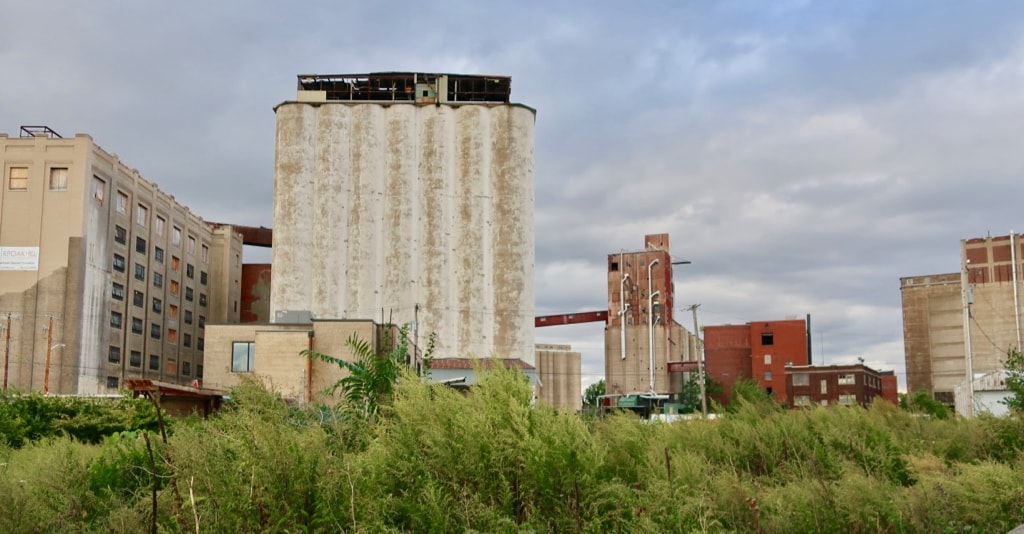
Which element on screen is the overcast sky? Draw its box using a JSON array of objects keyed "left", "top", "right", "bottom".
[{"left": 5, "top": 1, "right": 1024, "bottom": 391}]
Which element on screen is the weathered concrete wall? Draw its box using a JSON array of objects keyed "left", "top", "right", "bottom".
[
  {"left": 271, "top": 102, "right": 536, "bottom": 364},
  {"left": 605, "top": 322, "right": 693, "bottom": 395}
]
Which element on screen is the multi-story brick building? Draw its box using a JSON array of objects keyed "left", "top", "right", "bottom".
[
  {"left": 703, "top": 318, "right": 809, "bottom": 405},
  {"left": 784, "top": 363, "right": 898, "bottom": 408},
  {"left": 0, "top": 127, "right": 242, "bottom": 394}
]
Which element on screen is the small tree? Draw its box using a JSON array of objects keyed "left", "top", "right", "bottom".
[
  {"left": 582, "top": 379, "right": 605, "bottom": 409},
  {"left": 1000, "top": 347, "right": 1024, "bottom": 413},
  {"left": 302, "top": 324, "right": 432, "bottom": 422},
  {"left": 900, "top": 390, "right": 951, "bottom": 419}
]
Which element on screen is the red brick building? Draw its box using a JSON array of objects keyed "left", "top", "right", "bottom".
[
  {"left": 704, "top": 319, "right": 809, "bottom": 405},
  {"left": 784, "top": 363, "right": 898, "bottom": 408}
]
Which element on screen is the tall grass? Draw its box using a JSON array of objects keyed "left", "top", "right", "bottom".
[{"left": 0, "top": 369, "right": 1022, "bottom": 532}]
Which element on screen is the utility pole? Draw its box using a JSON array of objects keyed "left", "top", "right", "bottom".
[
  {"left": 3, "top": 313, "right": 10, "bottom": 391},
  {"left": 43, "top": 316, "right": 53, "bottom": 395},
  {"left": 687, "top": 304, "right": 707, "bottom": 417}
]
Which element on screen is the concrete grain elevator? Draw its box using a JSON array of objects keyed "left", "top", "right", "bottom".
[{"left": 270, "top": 73, "right": 536, "bottom": 364}]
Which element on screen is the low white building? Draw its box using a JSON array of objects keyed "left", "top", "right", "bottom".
[{"left": 955, "top": 370, "right": 1015, "bottom": 417}]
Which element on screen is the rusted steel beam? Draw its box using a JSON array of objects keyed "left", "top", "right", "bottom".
[
  {"left": 211, "top": 224, "right": 273, "bottom": 247},
  {"left": 534, "top": 310, "right": 608, "bottom": 328}
]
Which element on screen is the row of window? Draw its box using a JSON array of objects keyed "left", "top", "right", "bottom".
[
  {"left": 793, "top": 394, "right": 858, "bottom": 407},
  {"left": 791, "top": 373, "right": 859, "bottom": 387},
  {"left": 113, "top": 227, "right": 211, "bottom": 284},
  {"left": 7, "top": 166, "right": 68, "bottom": 191},
  {"left": 113, "top": 193, "right": 210, "bottom": 261},
  {"left": 109, "top": 311, "right": 205, "bottom": 345},
  {"left": 111, "top": 255, "right": 208, "bottom": 305},
  {"left": 107, "top": 347, "right": 203, "bottom": 377}
]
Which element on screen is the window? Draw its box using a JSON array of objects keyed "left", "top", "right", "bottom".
[
  {"left": 114, "top": 226, "right": 127, "bottom": 245},
  {"left": 184, "top": 310, "right": 193, "bottom": 325},
  {"left": 8, "top": 166, "right": 28, "bottom": 190},
  {"left": 197, "top": 337, "right": 204, "bottom": 351},
  {"left": 149, "top": 354, "right": 160, "bottom": 371},
  {"left": 106, "top": 376, "right": 119, "bottom": 389},
  {"left": 133, "top": 290, "right": 144, "bottom": 308},
  {"left": 155, "top": 216, "right": 165, "bottom": 236},
  {"left": 172, "top": 226, "right": 182, "bottom": 245},
  {"left": 196, "top": 364, "right": 203, "bottom": 378},
  {"left": 200, "top": 293, "right": 207, "bottom": 307},
  {"left": 136, "top": 236, "right": 147, "bottom": 255},
  {"left": 820, "top": 399, "right": 829, "bottom": 406},
  {"left": 152, "top": 298, "right": 162, "bottom": 314},
  {"left": 761, "top": 332, "right": 774, "bottom": 346},
  {"left": 130, "top": 351, "right": 142, "bottom": 367},
  {"left": 200, "top": 271, "right": 208, "bottom": 285},
  {"left": 136, "top": 204, "right": 148, "bottom": 226},
  {"left": 110, "top": 311, "right": 122, "bottom": 329},
  {"left": 108, "top": 346, "right": 121, "bottom": 364},
  {"left": 48, "top": 167, "right": 68, "bottom": 191},
  {"left": 113, "top": 254, "right": 125, "bottom": 272},
  {"left": 153, "top": 272, "right": 163, "bottom": 288},
  {"left": 232, "top": 341, "right": 255, "bottom": 373},
  {"left": 112, "top": 282, "right": 124, "bottom": 301},
  {"left": 763, "top": 354, "right": 772, "bottom": 365},
  {"left": 792, "top": 373, "right": 809, "bottom": 386},
  {"left": 820, "top": 379, "right": 828, "bottom": 394},
  {"left": 165, "top": 360, "right": 177, "bottom": 375},
  {"left": 764, "top": 371, "right": 773, "bottom": 381},
  {"left": 187, "top": 236, "right": 196, "bottom": 255},
  {"left": 185, "top": 287, "right": 194, "bottom": 302},
  {"left": 171, "top": 256, "right": 180, "bottom": 272},
  {"left": 167, "top": 328, "right": 177, "bottom": 344},
  {"left": 182, "top": 362, "right": 191, "bottom": 376},
  {"left": 839, "top": 394, "right": 856, "bottom": 406},
  {"left": 154, "top": 247, "right": 164, "bottom": 264},
  {"left": 186, "top": 264, "right": 194, "bottom": 279},
  {"left": 168, "top": 304, "right": 178, "bottom": 319},
  {"left": 838, "top": 374, "right": 855, "bottom": 386},
  {"left": 201, "top": 244, "right": 209, "bottom": 263},
  {"left": 198, "top": 316, "right": 205, "bottom": 329},
  {"left": 170, "top": 280, "right": 180, "bottom": 296},
  {"left": 134, "top": 263, "right": 145, "bottom": 281},
  {"left": 116, "top": 191, "right": 128, "bottom": 214},
  {"left": 92, "top": 176, "right": 106, "bottom": 203},
  {"left": 183, "top": 333, "right": 192, "bottom": 348},
  {"left": 794, "top": 395, "right": 811, "bottom": 407},
  {"left": 152, "top": 324, "right": 162, "bottom": 340},
  {"left": 131, "top": 317, "right": 143, "bottom": 335}
]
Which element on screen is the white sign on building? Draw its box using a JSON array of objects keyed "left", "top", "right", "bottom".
[{"left": 0, "top": 247, "right": 40, "bottom": 271}]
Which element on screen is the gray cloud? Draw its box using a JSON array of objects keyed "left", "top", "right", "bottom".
[{"left": 5, "top": 2, "right": 1024, "bottom": 392}]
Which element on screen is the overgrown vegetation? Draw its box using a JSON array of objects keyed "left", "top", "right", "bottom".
[
  {"left": 1, "top": 368, "right": 1023, "bottom": 532},
  {"left": 1003, "top": 347, "right": 1024, "bottom": 413},
  {"left": 0, "top": 390, "right": 160, "bottom": 448}
]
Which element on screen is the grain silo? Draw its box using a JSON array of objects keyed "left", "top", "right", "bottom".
[{"left": 270, "top": 73, "right": 535, "bottom": 364}]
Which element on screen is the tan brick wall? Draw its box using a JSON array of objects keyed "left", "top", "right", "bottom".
[{"left": 203, "top": 320, "right": 381, "bottom": 404}]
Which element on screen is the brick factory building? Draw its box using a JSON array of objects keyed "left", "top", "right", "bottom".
[
  {"left": 703, "top": 318, "right": 809, "bottom": 406},
  {"left": 604, "top": 234, "right": 697, "bottom": 396},
  {"left": 0, "top": 127, "right": 242, "bottom": 394},
  {"left": 901, "top": 232, "right": 1024, "bottom": 415}
]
